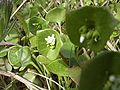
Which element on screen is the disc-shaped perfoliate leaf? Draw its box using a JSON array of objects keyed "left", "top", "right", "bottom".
[
  {"left": 66, "top": 6, "right": 118, "bottom": 52},
  {"left": 79, "top": 51, "right": 120, "bottom": 90},
  {"left": 8, "top": 46, "right": 32, "bottom": 71},
  {"left": 36, "top": 29, "right": 63, "bottom": 60},
  {"left": 46, "top": 59, "right": 69, "bottom": 76},
  {"left": 46, "top": 6, "right": 66, "bottom": 23}
]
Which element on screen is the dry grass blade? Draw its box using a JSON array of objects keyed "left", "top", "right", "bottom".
[{"left": 0, "top": 70, "right": 47, "bottom": 90}]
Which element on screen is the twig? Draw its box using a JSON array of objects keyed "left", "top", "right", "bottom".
[
  {"left": 28, "top": 71, "right": 65, "bottom": 90},
  {"left": 80, "top": 0, "right": 84, "bottom": 7},
  {"left": 0, "top": 42, "right": 16, "bottom": 46},
  {"left": 101, "top": 0, "right": 109, "bottom": 6},
  {"left": 107, "top": 41, "right": 117, "bottom": 51},
  {"left": 93, "top": 0, "right": 98, "bottom": 6},
  {"left": 10, "top": 0, "right": 28, "bottom": 20},
  {"left": 43, "top": 65, "right": 51, "bottom": 90},
  {"left": 0, "top": 70, "right": 47, "bottom": 90}
]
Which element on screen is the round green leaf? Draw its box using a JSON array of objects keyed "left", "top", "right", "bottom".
[
  {"left": 47, "top": 59, "right": 69, "bottom": 76},
  {"left": 36, "top": 29, "right": 63, "bottom": 60},
  {"left": 0, "top": 47, "right": 9, "bottom": 57},
  {"left": 66, "top": 6, "right": 118, "bottom": 52},
  {"left": 8, "top": 46, "right": 32, "bottom": 71},
  {"left": 46, "top": 6, "right": 66, "bottom": 23}
]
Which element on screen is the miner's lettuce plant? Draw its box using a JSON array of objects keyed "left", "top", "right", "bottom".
[{"left": 0, "top": 0, "right": 120, "bottom": 90}]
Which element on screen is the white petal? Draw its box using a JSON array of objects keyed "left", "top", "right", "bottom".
[
  {"left": 80, "top": 35, "right": 85, "bottom": 43},
  {"left": 109, "top": 75, "right": 116, "bottom": 82},
  {"left": 51, "top": 34, "right": 55, "bottom": 38},
  {"left": 45, "top": 34, "right": 56, "bottom": 45},
  {"left": 45, "top": 38, "right": 48, "bottom": 41}
]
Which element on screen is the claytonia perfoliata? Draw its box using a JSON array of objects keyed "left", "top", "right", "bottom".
[
  {"left": 109, "top": 75, "right": 116, "bottom": 82},
  {"left": 80, "top": 34, "right": 85, "bottom": 43},
  {"left": 45, "top": 34, "right": 56, "bottom": 49}
]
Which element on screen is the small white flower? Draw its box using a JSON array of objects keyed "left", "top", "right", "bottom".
[
  {"left": 45, "top": 34, "right": 56, "bottom": 46},
  {"left": 32, "top": 23, "right": 36, "bottom": 26},
  {"left": 80, "top": 35, "right": 85, "bottom": 43},
  {"left": 109, "top": 75, "right": 116, "bottom": 82}
]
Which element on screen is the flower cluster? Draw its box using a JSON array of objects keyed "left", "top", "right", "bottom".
[{"left": 45, "top": 34, "right": 56, "bottom": 49}]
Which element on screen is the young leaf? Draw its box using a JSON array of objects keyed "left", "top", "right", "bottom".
[
  {"left": 0, "top": 47, "right": 9, "bottom": 57},
  {"left": 60, "top": 36, "right": 75, "bottom": 58},
  {"left": 46, "top": 59, "right": 69, "bottom": 76},
  {"left": 8, "top": 46, "right": 32, "bottom": 71},
  {"left": 46, "top": 6, "right": 66, "bottom": 23},
  {"left": 23, "top": 70, "right": 36, "bottom": 83},
  {"left": 36, "top": 55, "right": 50, "bottom": 65},
  {"left": 0, "top": 58, "right": 12, "bottom": 71}
]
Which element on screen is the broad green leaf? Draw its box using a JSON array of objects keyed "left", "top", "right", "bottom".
[
  {"left": 5, "top": 24, "right": 19, "bottom": 43},
  {"left": 0, "top": 58, "right": 12, "bottom": 71},
  {"left": 0, "top": 58, "right": 6, "bottom": 71},
  {"left": 8, "top": 46, "right": 32, "bottom": 71},
  {"left": 115, "top": 3, "right": 120, "bottom": 21},
  {"left": 23, "top": 69, "right": 41, "bottom": 88},
  {"left": 28, "top": 16, "right": 48, "bottom": 35},
  {"left": 47, "top": 59, "right": 69, "bottom": 76},
  {"left": 29, "top": 36, "right": 37, "bottom": 47},
  {"left": 21, "top": 2, "right": 39, "bottom": 18},
  {"left": 36, "top": 29, "right": 63, "bottom": 60},
  {"left": 5, "top": 34, "right": 19, "bottom": 43},
  {"left": 4, "top": 58, "right": 12, "bottom": 71},
  {"left": 46, "top": 6, "right": 66, "bottom": 23},
  {"left": 79, "top": 51, "right": 120, "bottom": 90},
  {"left": 60, "top": 35, "right": 75, "bottom": 58},
  {"left": 8, "top": 46, "right": 21, "bottom": 69},
  {"left": 0, "top": 47, "right": 9, "bottom": 57},
  {"left": 16, "top": 12, "right": 29, "bottom": 36},
  {"left": 36, "top": 55, "right": 50, "bottom": 65},
  {"left": 66, "top": 6, "right": 118, "bottom": 52},
  {"left": 68, "top": 66, "right": 81, "bottom": 85},
  {"left": 0, "top": 58, "right": 4, "bottom": 66},
  {"left": 23, "top": 70, "right": 36, "bottom": 83}
]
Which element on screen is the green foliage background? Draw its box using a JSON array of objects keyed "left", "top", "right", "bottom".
[{"left": 0, "top": 0, "right": 120, "bottom": 90}]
